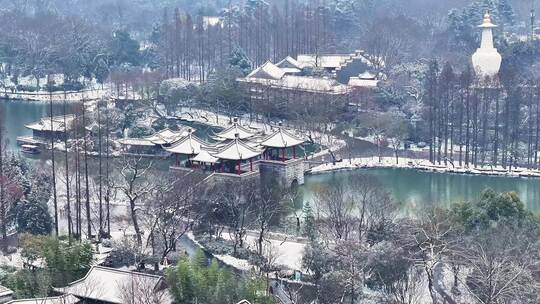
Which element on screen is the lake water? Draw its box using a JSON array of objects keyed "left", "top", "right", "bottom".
[
  {"left": 0, "top": 100, "right": 62, "bottom": 151},
  {"left": 2, "top": 100, "right": 540, "bottom": 214},
  {"left": 303, "top": 167, "right": 540, "bottom": 214}
]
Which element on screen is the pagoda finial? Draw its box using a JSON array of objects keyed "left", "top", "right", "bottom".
[
  {"left": 483, "top": 11, "right": 491, "bottom": 23},
  {"left": 479, "top": 11, "right": 497, "bottom": 28}
]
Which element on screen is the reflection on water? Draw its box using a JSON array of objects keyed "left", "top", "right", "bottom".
[{"left": 303, "top": 168, "right": 540, "bottom": 214}]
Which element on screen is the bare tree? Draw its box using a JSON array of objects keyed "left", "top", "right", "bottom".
[
  {"left": 145, "top": 170, "right": 206, "bottom": 260},
  {"left": 254, "top": 179, "right": 284, "bottom": 255},
  {"left": 410, "top": 208, "right": 457, "bottom": 304},
  {"left": 314, "top": 179, "right": 354, "bottom": 241},
  {"left": 454, "top": 225, "right": 539, "bottom": 304},
  {"left": 117, "top": 157, "right": 155, "bottom": 247},
  {"left": 119, "top": 274, "right": 170, "bottom": 304}
]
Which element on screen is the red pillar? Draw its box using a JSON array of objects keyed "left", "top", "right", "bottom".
[
  {"left": 237, "top": 160, "right": 241, "bottom": 175},
  {"left": 250, "top": 159, "right": 253, "bottom": 171}
]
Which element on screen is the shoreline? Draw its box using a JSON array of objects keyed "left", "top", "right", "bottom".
[
  {"left": 1, "top": 89, "right": 108, "bottom": 103},
  {"left": 309, "top": 156, "right": 540, "bottom": 179}
]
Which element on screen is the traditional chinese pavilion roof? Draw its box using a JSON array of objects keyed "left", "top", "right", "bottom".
[
  {"left": 212, "top": 137, "right": 263, "bottom": 160},
  {"left": 215, "top": 121, "right": 258, "bottom": 140},
  {"left": 25, "top": 114, "right": 76, "bottom": 132},
  {"left": 144, "top": 128, "right": 188, "bottom": 145},
  {"left": 164, "top": 131, "right": 208, "bottom": 155},
  {"left": 260, "top": 126, "right": 305, "bottom": 148},
  {"left": 191, "top": 149, "right": 220, "bottom": 163}
]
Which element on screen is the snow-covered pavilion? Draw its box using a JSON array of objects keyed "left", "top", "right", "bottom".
[
  {"left": 213, "top": 118, "right": 259, "bottom": 140},
  {"left": 259, "top": 125, "right": 307, "bottom": 187},
  {"left": 24, "top": 114, "right": 76, "bottom": 142},
  {"left": 165, "top": 130, "right": 210, "bottom": 166},
  {"left": 212, "top": 136, "right": 264, "bottom": 175},
  {"left": 117, "top": 127, "right": 190, "bottom": 155},
  {"left": 260, "top": 125, "right": 305, "bottom": 161}
]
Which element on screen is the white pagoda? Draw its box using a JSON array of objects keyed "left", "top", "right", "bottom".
[{"left": 472, "top": 13, "right": 502, "bottom": 78}]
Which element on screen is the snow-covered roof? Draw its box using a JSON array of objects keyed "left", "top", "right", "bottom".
[
  {"left": 55, "top": 266, "right": 171, "bottom": 304},
  {"left": 247, "top": 61, "right": 285, "bottom": 80},
  {"left": 212, "top": 138, "right": 262, "bottom": 160},
  {"left": 6, "top": 294, "right": 80, "bottom": 304},
  {"left": 216, "top": 121, "right": 258, "bottom": 140},
  {"left": 0, "top": 285, "right": 13, "bottom": 297},
  {"left": 280, "top": 67, "right": 302, "bottom": 74},
  {"left": 164, "top": 132, "right": 208, "bottom": 155},
  {"left": 239, "top": 74, "right": 350, "bottom": 94},
  {"left": 144, "top": 128, "right": 188, "bottom": 145},
  {"left": 358, "top": 71, "right": 376, "bottom": 80},
  {"left": 348, "top": 77, "right": 379, "bottom": 88},
  {"left": 297, "top": 54, "right": 350, "bottom": 69},
  {"left": 276, "top": 56, "right": 303, "bottom": 71},
  {"left": 281, "top": 76, "right": 346, "bottom": 92},
  {"left": 191, "top": 149, "right": 220, "bottom": 163},
  {"left": 117, "top": 138, "right": 155, "bottom": 147},
  {"left": 25, "top": 114, "right": 76, "bottom": 132},
  {"left": 260, "top": 127, "right": 305, "bottom": 148}
]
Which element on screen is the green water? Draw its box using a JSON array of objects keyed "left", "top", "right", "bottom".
[{"left": 303, "top": 168, "right": 540, "bottom": 214}]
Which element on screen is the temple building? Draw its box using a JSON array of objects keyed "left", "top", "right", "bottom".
[
  {"left": 472, "top": 13, "right": 502, "bottom": 78},
  {"left": 18, "top": 114, "right": 76, "bottom": 146},
  {"left": 238, "top": 51, "right": 381, "bottom": 115}
]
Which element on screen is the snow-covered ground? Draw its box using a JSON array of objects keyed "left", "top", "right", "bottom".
[
  {"left": 1, "top": 88, "right": 109, "bottom": 103},
  {"left": 310, "top": 155, "right": 540, "bottom": 178},
  {"left": 186, "top": 231, "right": 306, "bottom": 272}
]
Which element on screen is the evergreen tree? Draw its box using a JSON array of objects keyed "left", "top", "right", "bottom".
[
  {"left": 15, "top": 200, "right": 53, "bottom": 235},
  {"left": 228, "top": 48, "right": 252, "bottom": 75},
  {"left": 303, "top": 202, "right": 316, "bottom": 241}
]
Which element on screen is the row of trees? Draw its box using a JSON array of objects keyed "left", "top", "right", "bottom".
[
  {"left": 157, "top": 0, "right": 337, "bottom": 82},
  {"left": 302, "top": 174, "right": 539, "bottom": 303},
  {"left": 0, "top": 10, "right": 144, "bottom": 91},
  {"left": 421, "top": 59, "right": 540, "bottom": 169}
]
